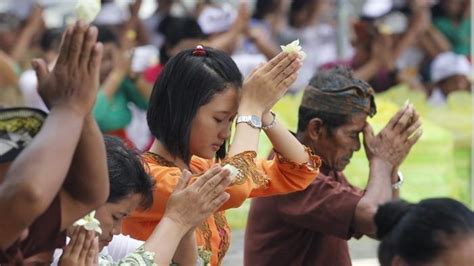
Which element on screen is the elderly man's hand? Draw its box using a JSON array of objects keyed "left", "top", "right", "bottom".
[
  {"left": 363, "top": 104, "right": 423, "bottom": 169},
  {"left": 32, "top": 20, "right": 103, "bottom": 116}
]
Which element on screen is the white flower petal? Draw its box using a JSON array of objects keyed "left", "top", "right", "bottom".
[
  {"left": 73, "top": 211, "right": 102, "bottom": 234},
  {"left": 75, "top": 0, "right": 101, "bottom": 23},
  {"left": 281, "top": 39, "right": 305, "bottom": 60},
  {"left": 73, "top": 220, "right": 87, "bottom": 226},
  {"left": 95, "top": 226, "right": 102, "bottom": 234},
  {"left": 299, "top": 51, "right": 307, "bottom": 60},
  {"left": 222, "top": 164, "right": 240, "bottom": 180}
]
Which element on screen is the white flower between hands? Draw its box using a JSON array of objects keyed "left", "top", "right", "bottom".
[
  {"left": 74, "top": 210, "right": 102, "bottom": 234},
  {"left": 75, "top": 0, "right": 101, "bottom": 23},
  {"left": 280, "top": 39, "right": 307, "bottom": 60},
  {"left": 222, "top": 164, "right": 239, "bottom": 180}
]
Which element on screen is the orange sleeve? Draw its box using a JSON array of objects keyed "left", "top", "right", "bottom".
[
  {"left": 123, "top": 150, "right": 320, "bottom": 240},
  {"left": 249, "top": 147, "right": 321, "bottom": 198},
  {"left": 122, "top": 161, "right": 182, "bottom": 240},
  {"left": 215, "top": 148, "right": 321, "bottom": 210},
  {"left": 192, "top": 156, "right": 252, "bottom": 211},
  {"left": 123, "top": 156, "right": 252, "bottom": 239}
]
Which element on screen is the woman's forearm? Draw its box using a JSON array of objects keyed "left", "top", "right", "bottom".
[
  {"left": 143, "top": 216, "right": 189, "bottom": 265},
  {"left": 134, "top": 76, "right": 153, "bottom": 100},
  {"left": 262, "top": 112, "right": 309, "bottom": 164},
  {"left": 228, "top": 105, "right": 263, "bottom": 157},
  {"left": 172, "top": 231, "right": 198, "bottom": 265},
  {"left": 102, "top": 70, "right": 125, "bottom": 99}
]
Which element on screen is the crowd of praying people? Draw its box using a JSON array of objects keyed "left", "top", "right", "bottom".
[{"left": 0, "top": 0, "right": 472, "bottom": 265}]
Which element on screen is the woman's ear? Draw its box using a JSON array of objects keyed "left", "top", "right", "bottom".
[{"left": 307, "top": 118, "right": 325, "bottom": 142}]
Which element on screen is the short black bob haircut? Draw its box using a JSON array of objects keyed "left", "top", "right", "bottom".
[
  {"left": 147, "top": 47, "right": 243, "bottom": 163},
  {"left": 104, "top": 136, "right": 154, "bottom": 210},
  {"left": 375, "top": 198, "right": 474, "bottom": 266}
]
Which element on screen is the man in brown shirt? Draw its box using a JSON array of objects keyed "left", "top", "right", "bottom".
[
  {"left": 0, "top": 20, "right": 110, "bottom": 263},
  {"left": 245, "top": 67, "right": 422, "bottom": 265}
]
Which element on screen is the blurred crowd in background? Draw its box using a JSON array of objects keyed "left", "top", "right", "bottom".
[{"left": 0, "top": 0, "right": 471, "bottom": 151}]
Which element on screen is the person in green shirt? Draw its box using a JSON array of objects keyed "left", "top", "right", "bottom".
[
  {"left": 432, "top": 0, "right": 471, "bottom": 56},
  {"left": 92, "top": 26, "right": 151, "bottom": 143}
]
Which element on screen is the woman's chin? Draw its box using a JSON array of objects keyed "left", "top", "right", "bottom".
[{"left": 196, "top": 150, "right": 216, "bottom": 160}]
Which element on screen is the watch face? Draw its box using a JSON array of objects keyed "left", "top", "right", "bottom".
[{"left": 251, "top": 115, "right": 262, "bottom": 127}]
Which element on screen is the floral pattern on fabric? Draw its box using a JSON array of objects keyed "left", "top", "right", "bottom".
[
  {"left": 196, "top": 220, "right": 213, "bottom": 261},
  {"left": 221, "top": 151, "right": 269, "bottom": 187},
  {"left": 144, "top": 152, "right": 177, "bottom": 167},
  {"left": 214, "top": 212, "right": 230, "bottom": 263},
  {"left": 275, "top": 146, "right": 321, "bottom": 171},
  {"left": 98, "top": 245, "right": 162, "bottom": 266},
  {"left": 197, "top": 246, "right": 212, "bottom": 266}
]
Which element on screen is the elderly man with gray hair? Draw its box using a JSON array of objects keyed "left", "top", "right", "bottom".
[{"left": 244, "top": 67, "right": 423, "bottom": 266}]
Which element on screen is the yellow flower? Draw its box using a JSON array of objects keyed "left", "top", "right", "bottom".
[
  {"left": 75, "top": 0, "right": 101, "bottom": 23},
  {"left": 73, "top": 210, "right": 102, "bottom": 234},
  {"left": 378, "top": 24, "right": 393, "bottom": 35},
  {"left": 280, "top": 39, "right": 307, "bottom": 60}
]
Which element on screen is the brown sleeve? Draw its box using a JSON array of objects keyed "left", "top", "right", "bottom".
[
  {"left": 275, "top": 174, "right": 363, "bottom": 240},
  {"left": 20, "top": 195, "right": 66, "bottom": 259}
]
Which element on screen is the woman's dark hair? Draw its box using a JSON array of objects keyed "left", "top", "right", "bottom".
[
  {"left": 104, "top": 136, "right": 154, "bottom": 209},
  {"left": 289, "top": 0, "right": 312, "bottom": 27},
  {"left": 431, "top": 0, "right": 465, "bottom": 20},
  {"left": 95, "top": 25, "right": 120, "bottom": 46},
  {"left": 252, "top": 0, "right": 280, "bottom": 20},
  {"left": 375, "top": 198, "right": 474, "bottom": 266},
  {"left": 158, "top": 15, "right": 207, "bottom": 64},
  {"left": 147, "top": 47, "right": 243, "bottom": 163},
  {"left": 40, "top": 28, "right": 63, "bottom": 52}
]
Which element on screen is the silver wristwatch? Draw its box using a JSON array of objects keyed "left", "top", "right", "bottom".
[
  {"left": 236, "top": 115, "right": 262, "bottom": 129},
  {"left": 392, "top": 171, "right": 404, "bottom": 190}
]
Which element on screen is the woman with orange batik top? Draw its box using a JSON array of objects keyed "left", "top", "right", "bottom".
[{"left": 122, "top": 45, "right": 321, "bottom": 265}]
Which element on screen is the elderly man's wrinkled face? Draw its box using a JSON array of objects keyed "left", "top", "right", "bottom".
[{"left": 314, "top": 114, "right": 367, "bottom": 172}]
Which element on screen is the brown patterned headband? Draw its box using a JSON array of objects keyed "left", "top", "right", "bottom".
[{"left": 300, "top": 84, "right": 376, "bottom": 117}]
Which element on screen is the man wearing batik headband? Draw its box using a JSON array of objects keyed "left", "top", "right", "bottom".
[
  {"left": 245, "top": 67, "right": 423, "bottom": 266},
  {"left": 0, "top": 20, "right": 109, "bottom": 264}
]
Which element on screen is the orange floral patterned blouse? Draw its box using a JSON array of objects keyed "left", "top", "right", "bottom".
[{"left": 122, "top": 149, "right": 321, "bottom": 265}]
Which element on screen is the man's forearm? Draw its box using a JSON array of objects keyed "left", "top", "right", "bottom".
[
  {"left": 366, "top": 158, "right": 393, "bottom": 204},
  {"left": 0, "top": 52, "right": 18, "bottom": 87},
  {"left": 0, "top": 107, "right": 84, "bottom": 247},
  {"left": 63, "top": 115, "right": 109, "bottom": 206},
  {"left": 353, "top": 158, "right": 393, "bottom": 236},
  {"left": 391, "top": 167, "right": 400, "bottom": 198}
]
